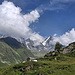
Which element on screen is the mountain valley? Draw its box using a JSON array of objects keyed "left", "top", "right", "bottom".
[{"left": 0, "top": 41, "right": 75, "bottom": 75}]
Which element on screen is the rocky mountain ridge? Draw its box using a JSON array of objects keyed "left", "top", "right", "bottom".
[{"left": 18, "top": 36, "right": 55, "bottom": 51}]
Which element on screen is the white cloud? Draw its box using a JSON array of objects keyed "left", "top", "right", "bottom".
[
  {"left": 53, "top": 34, "right": 57, "bottom": 37},
  {"left": 0, "top": 1, "right": 75, "bottom": 46},
  {"left": 37, "top": 0, "right": 75, "bottom": 12},
  {"left": 0, "top": 1, "right": 44, "bottom": 43},
  {"left": 53, "top": 28, "right": 75, "bottom": 46}
]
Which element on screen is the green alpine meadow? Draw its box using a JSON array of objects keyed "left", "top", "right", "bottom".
[{"left": 0, "top": 41, "right": 75, "bottom": 75}]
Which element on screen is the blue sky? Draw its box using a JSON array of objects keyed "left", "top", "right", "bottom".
[
  {"left": 0, "top": 0, "right": 75, "bottom": 45},
  {"left": 0, "top": 0, "right": 75, "bottom": 37}
]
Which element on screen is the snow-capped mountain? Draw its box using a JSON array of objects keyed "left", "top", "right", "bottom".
[
  {"left": 0, "top": 34, "right": 55, "bottom": 51},
  {"left": 42, "top": 36, "right": 55, "bottom": 51},
  {"left": 19, "top": 36, "right": 55, "bottom": 51}
]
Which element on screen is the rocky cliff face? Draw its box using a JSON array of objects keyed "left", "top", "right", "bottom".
[
  {"left": 19, "top": 36, "right": 55, "bottom": 51},
  {"left": 63, "top": 42, "right": 75, "bottom": 54},
  {"left": 0, "top": 34, "right": 55, "bottom": 51},
  {"left": 44, "top": 42, "right": 75, "bottom": 57}
]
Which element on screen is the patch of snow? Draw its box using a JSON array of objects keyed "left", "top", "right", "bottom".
[{"left": 42, "top": 36, "right": 51, "bottom": 46}]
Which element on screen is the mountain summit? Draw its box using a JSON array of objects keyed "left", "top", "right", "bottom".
[{"left": 18, "top": 36, "right": 55, "bottom": 51}]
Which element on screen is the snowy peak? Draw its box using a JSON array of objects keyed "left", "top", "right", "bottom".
[
  {"left": 18, "top": 36, "right": 55, "bottom": 51},
  {"left": 42, "top": 36, "right": 53, "bottom": 46},
  {"left": 0, "top": 35, "right": 54, "bottom": 51}
]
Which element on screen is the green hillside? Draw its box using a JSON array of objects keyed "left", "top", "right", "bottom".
[
  {"left": 0, "top": 42, "right": 75, "bottom": 75},
  {"left": 14, "top": 47, "right": 34, "bottom": 61},
  {"left": 0, "top": 40, "right": 21, "bottom": 66},
  {"left": 0, "top": 37, "right": 34, "bottom": 67},
  {"left": 0, "top": 52, "right": 75, "bottom": 75}
]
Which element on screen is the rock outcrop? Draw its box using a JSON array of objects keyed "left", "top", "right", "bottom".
[{"left": 63, "top": 42, "right": 75, "bottom": 54}]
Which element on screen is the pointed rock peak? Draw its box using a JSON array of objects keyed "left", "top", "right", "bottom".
[{"left": 42, "top": 36, "right": 53, "bottom": 46}]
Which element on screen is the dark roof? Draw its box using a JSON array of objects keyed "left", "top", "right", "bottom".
[{"left": 27, "top": 57, "right": 36, "bottom": 60}]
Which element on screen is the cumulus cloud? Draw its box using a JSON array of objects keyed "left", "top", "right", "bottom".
[
  {"left": 53, "top": 28, "right": 75, "bottom": 46},
  {"left": 0, "top": 1, "right": 44, "bottom": 43}
]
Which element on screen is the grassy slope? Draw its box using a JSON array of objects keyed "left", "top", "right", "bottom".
[
  {"left": 0, "top": 53, "right": 75, "bottom": 75},
  {"left": 31, "top": 50, "right": 48, "bottom": 57},
  {"left": 14, "top": 47, "right": 34, "bottom": 60},
  {"left": 0, "top": 40, "right": 21, "bottom": 66},
  {"left": 1, "top": 37, "right": 34, "bottom": 60},
  {"left": 0, "top": 38, "right": 34, "bottom": 67}
]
